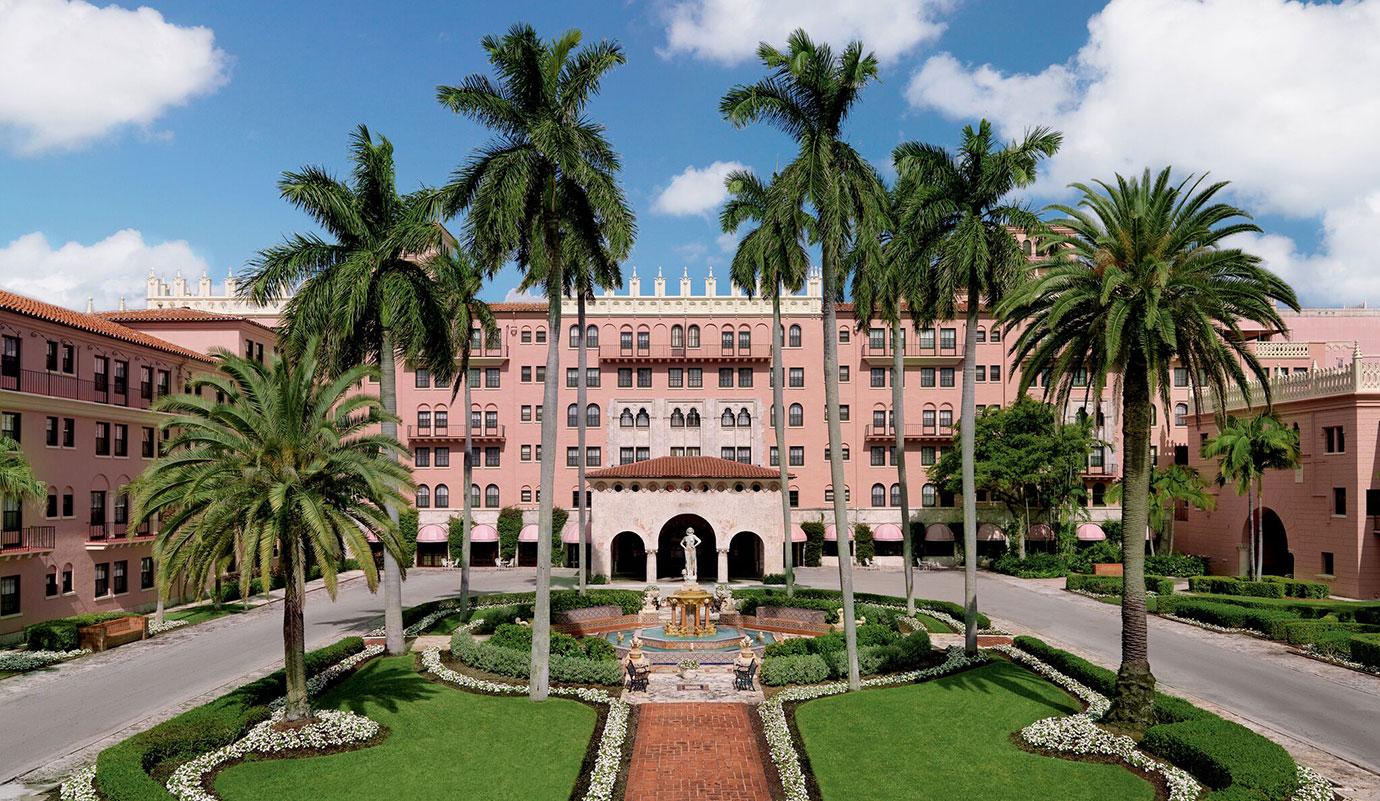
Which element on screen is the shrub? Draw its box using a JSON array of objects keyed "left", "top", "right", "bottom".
[
  {"left": 853, "top": 523, "right": 875, "bottom": 565},
  {"left": 993, "top": 551, "right": 1069, "bottom": 578},
  {"left": 1158, "top": 597, "right": 1301, "bottom": 638},
  {"left": 449, "top": 632, "right": 622, "bottom": 685},
  {"left": 1188, "top": 575, "right": 1323, "bottom": 599},
  {"left": 1276, "top": 620, "right": 1380, "bottom": 647},
  {"left": 588, "top": 574, "right": 608, "bottom": 585},
  {"left": 25, "top": 612, "right": 134, "bottom": 651},
  {"left": 1068, "top": 540, "right": 1121, "bottom": 573},
  {"left": 761, "top": 653, "right": 829, "bottom": 686},
  {"left": 761, "top": 573, "right": 787, "bottom": 585},
  {"left": 802, "top": 521, "right": 825, "bottom": 567},
  {"left": 1066, "top": 573, "right": 1175, "bottom": 596},
  {"left": 854, "top": 623, "right": 899, "bottom": 647},
  {"left": 467, "top": 604, "right": 531, "bottom": 634},
  {"left": 735, "top": 588, "right": 993, "bottom": 629},
  {"left": 550, "top": 589, "right": 643, "bottom": 616},
  {"left": 1145, "top": 553, "right": 1208, "bottom": 577},
  {"left": 496, "top": 506, "right": 523, "bottom": 561},
  {"left": 487, "top": 623, "right": 611, "bottom": 660},
  {"left": 1351, "top": 633, "right": 1380, "bottom": 669},
  {"left": 763, "top": 637, "right": 813, "bottom": 658},
  {"left": 1260, "top": 575, "right": 1330, "bottom": 599}
]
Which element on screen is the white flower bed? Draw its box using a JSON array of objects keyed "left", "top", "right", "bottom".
[
  {"left": 148, "top": 618, "right": 190, "bottom": 636},
  {"left": 0, "top": 648, "right": 89, "bottom": 672},
  {"left": 421, "top": 642, "right": 630, "bottom": 801},
  {"left": 912, "top": 606, "right": 1007, "bottom": 635},
  {"left": 1292, "top": 766, "right": 1336, "bottom": 801},
  {"left": 58, "top": 765, "right": 97, "bottom": 801},
  {"left": 1302, "top": 644, "right": 1380, "bottom": 676},
  {"left": 1159, "top": 612, "right": 1261, "bottom": 636},
  {"left": 758, "top": 646, "right": 988, "bottom": 801},
  {"left": 365, "top": 599, "right": 513, "bottom": 639}
]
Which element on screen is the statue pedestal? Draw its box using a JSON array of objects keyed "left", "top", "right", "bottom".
[{"left": 664, "top": 584, "right": 716, "bottom": 637}]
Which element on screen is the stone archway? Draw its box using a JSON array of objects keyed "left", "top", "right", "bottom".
[
  {"left": 610, "top": 531, "right": 646, "bottom": 580},
  {"left": 727, "top": 531, "right": 764, "bottom": 580},
  {"left": 657, "top": 513, "right": 715, "bottom": 580}
]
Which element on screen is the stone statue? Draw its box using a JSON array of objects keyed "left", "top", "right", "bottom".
[{"left": 681, "top": 527, "right": 702, "bottom": 582}]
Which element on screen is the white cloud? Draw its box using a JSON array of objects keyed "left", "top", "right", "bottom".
[
  {"left": 0, "top": 0, "right": 229, "bottom": 154},
  {"left": 652, "top": 161, "right": 746, "bottom": 216},
  {"left": 502, "top": 286, "right": 544, "bottom": 304},
  {"left": 715, "top": 232, "right": 740, "bottom": 253},
  {"left": 0, "top": 229, "right": 211, "bottom": 310},
  {"left": 661, "top": 0, "right": 953, "bottom": 65},
  {"left": 904, "top": 0, "right": 1380, "bottom": 304}
]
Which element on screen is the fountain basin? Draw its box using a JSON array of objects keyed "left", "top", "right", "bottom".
[{"left": 607, "top": 624, "right": 775, "bottom": 652}]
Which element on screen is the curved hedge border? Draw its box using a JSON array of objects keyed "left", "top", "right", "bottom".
[
  {"left": 732, "top": 588, "right": 993, "bottom": 629},
  {"left": 450, "top": 630, "right": 623, "bottom": 686},
  {"left": 1066, "top": 573, "right": 1176, "bottom": 596}
]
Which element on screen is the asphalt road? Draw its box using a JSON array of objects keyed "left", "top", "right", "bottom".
[{"left": 793, "top": 566, "right": 1380, "bottom": 777}]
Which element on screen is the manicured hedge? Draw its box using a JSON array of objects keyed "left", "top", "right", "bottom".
[
  {"left": 1066, "top": 573, "right": 1175, "bottom": 596},
  {"left": 1145, "top": 553, "right": 1209, "bottom": 577},
  {"left": 488, "top": 623, "right": 617, "bottom": 660},
  {"left": 1188, "top": 575, "right": 1329, "bottom": 600},
  {"left": 94, "top": 637, "right": 366, "bottom": 801},
  {"left": 449, "top": 631, "right": 622, "bottom": 685},
  {"left": 25, "top": 612, "right": 135, "bottom": 651},
  {"left": 1261, "top": 575, "right": 1331, "bottom": 599},
  {"left": 1178, "top": 593, "right": 1380, "bottom": 623},
  {"left": 469, "top": 589, "right": 643, "bottom": 617},
  {"left": 762, "top": 630, "right": 933, "bottom": 684},
  {"left": 1276, "top": 619, "right": 1380, "bottom": 648},
  {"left": 735, "top": 588, "right": 991, "bottom": 629},
  {"left": 762, "top": 653, "right": 829, "bottom": 685},
  {"left": 802, "top": 521, "right": 825, "bottom": 567},
  {"left": 1351, "top": 633, "right": 1380, "bottom": 669},
  {"left": 1157, "top": 596, "right": 1301, "bottom": 638},
  {"left": 761, "top": 573, "right": 787, "bottom": 585},
  {"left": 992, "top": 551, "right": 1070, "bottom": 578},
  {"left": 1013, "top": 637, "right": 1299, "bottom": 801}
]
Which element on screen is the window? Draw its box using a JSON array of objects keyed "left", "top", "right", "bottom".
[
  {"left": 940, "top": 368, "right": 955, "bottom": 388},
  {"left": 989, "top": 364, "right": 1002, "bottom": 383},
  {"left": 722, "top": 330, "right": 735, "bottom": 351},
  {"left": 469, "top": 368, "right": 480, "bottom": 388},
  {"left": 1173, "top": 367, "right": 1189, "bottom": 387},
  {"left": 788, "top": 325, "right": 801, "bottom": 348},
  {"left": 114, "top": 424, "right": 127, "bottom": 457},
  {"left": 739, "top": 330, "right": 751, "bottom": 350},
  {"left": 620, "top": 409, "right": 634, "bottom": 427},
  {"left": 788, "top": 368, "right": 804, "bottom": 388},
  {"left": 922, "top": 484, "right": 937, "bottom": 507},
  {"left": 435, "top": 448, "right": 450, "bottom": 467},
  {"left": 789, "top": 446, "right": 804, "bottom": 466},
  {"left": 485, "top": 447, "right": 500, "bottom": 467},
  {"left": 484, "top": 368, "right": 499, "bottom": 388},
  {"left": 521, "top": 445, "right": 532, "bottom": 462},
  {"left": 141, "top": 427, "right": 155, "bottom": 458},
  {"left": 620, "top": 447, "right": 634, "bottom": 465},
  {"left": 569, "top": 325, "right": 581, "bottom": 348},
  {"left": 788, "top": 489, "right": 799, "bottom": 508},
  {"left": 521, "top": 366, "right": 532, "bottom": 383},
  {"left": 940, "top": 328, "right": 956, "bottom": 349},
  {"left": 1092, "top": 483, "right": 1106, "bottom": 506},
  {"left": 95, "top": 422, "right": 110, "bottom": 455},
  {"left": 1174, "top": 403, "right": 1188, "bottom": 427},
  {"left": 921, "top": 446, "right": 936, "bottom": 466},
  {"left": 415, "top": 447, "right": 431, "bottom": 467},
  {"left": 471, "top": 484, "right": 482, "bottom": 508},
  {"left": 45, "top": 491, "right": 56, "bottom": 518},
  {"left": 637, "top": 331, "right": 650, "bottom": 351},
  {"left": 670, "top": 408, "right": 685, "bottom": 428},
  {"left": 668, "top": 368, "right": 684, "bottom": 388},
  {"left": 114, "top": 361, "right": 127, "bottom": 395},
  {"left": 635, "top": 408, "right": 650, "bottom": 428},
  {"left": 838, "top": 327, "right": 850, "bottom": 344},
  {"left": 113, "top": 560, "right": 127, "bottom": 594},
  {"left": 976, "top": 328, "right": 987, "bottom": 344},
  {"left": 671, "top": 325, "right": 684, "bottom": 348},
  {"left": 0, "top": 412, "right": 18, "bottom": 443},
  {"left": 94, "top": 563, "right": 109, "bottom": 597},
  {"left": 976, "top": 365, "right": 987, "bottom": 383},
  {"left": 434, "top": 485, "right": 449, "bottom": 508},
  {"left": 485, "top": 485, "right": 499, "bottom": 508},
  {"left": 637, "top": 368, "right": 652, "bottom": 388},
  {"left": 872, "top": 484, "right": 886, "bottom": 507},
  {"left": 869, "top": 328, "right": 886, "bottom": 350},
  {"left": 61, "top": 564, "right": 72, "bottom": 594},
  {"left": 1324, "top": 425, "right": 1346, "bottom": 454},
  {"left": 521, "top": 487, "right": 533, "bottom": 503},
  {"left": 45, "top": 416, "right": 58, "bottom": 447},
  {"left": 769, "top": 447, "right": 780, "bottom": 466},
  {"left": 436, "top": 409, "right": 450, "bottom": 432},
  {"left": 1333, "top": 487, "right": 1347, "bottom": 517},
  {"left": 61, "top": 343, "right": 75, "bottom": 374},
  {"left": 617, "top": 368, "right": 632, "bottom": 388},
  {"left": 870, "top": 368, "right": 886, "bottom": 388},
  {"left": 416, "top": 485, "right": 431, "bottom": 508},
  {"left": 721, "top": 446, "right": 736, "bottom": 461},
  {"left": 871, "top": 446, "right": 886, "bottom": 466},
  {"left": 738, "top": 367, "right": 753, "bottom": 387},
  {"left": 687, "top": 325, "right": 701, "bottom": 348},
  {"left": 688, "top": 368, "right": 703, "bottom": 388},
  {"left": 838, "top": 366, "right": 850, "bottom": 383},
  {"left": 0, "top": 575, "right": 18, "bottom": 617},
  {"left": 415, "top": 368, "right": 431, "bottom": 388},
  {"left": 788, "top": 404, "right": 803, "bottom": 427},
  {"left": 62, "top": 491, "right": 73, "bottom": 517},
  {"left": 873, "top": 409, "right": 888, "bottom": 429},
  {"left": 719, "top": 368, "right": 733, "bottom": 388},
  {"left": 521, "top": 329, "right": 532, "bottom": 344},
  {"left": 635, "top": 447, "right": 650, "bottom": 462},
  {"left": 535, "top": 328, "right": 546, "bottom": 344},
  {"left": 94, "top": 356, "right": 108, "bottom": 391},
  {"left": 737, "top": 408, "right": 751, "bottom": 427},
  {"left": 923, "top": 409, "right": 936, "bottom": 431},
  {"left": 890, "top": 484, "right": 901, "bottom": 507},
  {"left": 839, "top": 405, "right": 850, "bottom": 422},
  {"left": 938, "top": 408, "right": 953, "bottom": 430},
  {"left": 686, "top": 408, "right": 701, "bottom": 428},
  {"left": 45, "top": 340, "right": 58, "bottom": 371},
  {"left": 141, "top": 557, "right": 154, "bottom": 590},
  {"left": 1321, "top": 551, "right": 1335, "bottom": 576},
  {"left": 157, "top": 369, "right": 170, "bottom": 398},
  {"left": 46, "top": 566, "right": 58, "bottom": 597},
  {"left": 920, "top": 368, "right": 935, "bottom": 387},
  {"left": 521, "top": 405, "right": 533, "bottom": 422},
  {"left": 586, "top": 447, "right": 601, "bottom": 467},
  {"left": 567, "top": 447, "right": 580, "bottom": 467},
  {"left": 721, "top": 409, "right": 736, "bottom": 427}
]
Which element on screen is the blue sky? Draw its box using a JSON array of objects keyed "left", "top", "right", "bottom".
[{"left": 2, "top": 0, "right": 1377, "bottom": 308}]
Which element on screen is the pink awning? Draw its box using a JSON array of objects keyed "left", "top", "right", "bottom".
[
  {"left": 416, "top": 524, "right": 447, "bottom": 543},
  {"left": 825, "top": 524, "right": 853, "bottom": 541},
  {"left": 925, "top": 523, "right": 954, "bottom": 542},
  {"left": 1076, "top": 522, "right": 1106, "bottom": 542},
  {"left": 561, "top": 519, "right": 591, "bottom": 544},
  {"left": 1026, "top": 523, "right": 1055, "bottom": 542},
  {"left": 470, "top": 524, "right": 498, "bottom": 543},
  {"left": 791, "top": 524, "right": 806, "bottom": 543},
  {"left": 872, "top": 523, "right": 904, "bottom": 542},
  {"left": 518, "top": 523, "right": 540, "bottom": 543},
  {"left": 978, "top": 523, "right": 1006, "bottom": 542}
]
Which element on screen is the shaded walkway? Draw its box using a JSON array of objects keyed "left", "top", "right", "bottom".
[{"left": 626, "top": 703, "right": 772, "bottom": 801}]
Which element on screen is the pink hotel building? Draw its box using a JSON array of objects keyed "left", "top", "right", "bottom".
[{"left": 2, "top": 258, "right": 1378, "bottom": 637}]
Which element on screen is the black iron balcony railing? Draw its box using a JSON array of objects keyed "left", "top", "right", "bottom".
[
  {"left": 0, "top": 368, "right": 152, "bottom": 409},
  {"left": 0, "top": 526, "right": 56, "bottom": 551}
]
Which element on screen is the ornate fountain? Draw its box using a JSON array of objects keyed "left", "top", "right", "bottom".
[{"left": 664, "top": 526, "right": 716, "bottom": 636}]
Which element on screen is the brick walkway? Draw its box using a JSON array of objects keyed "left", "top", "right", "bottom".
[{"left": 625, "top": 703, "right": 773, "bottom": 801}]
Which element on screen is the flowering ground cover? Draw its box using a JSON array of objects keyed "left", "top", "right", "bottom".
[
  {"left": 211, "top": 656, "right": 597, "bottom": 801},
  {"left": 793, "top": 660, "right": 1156, "bottom": 801}
]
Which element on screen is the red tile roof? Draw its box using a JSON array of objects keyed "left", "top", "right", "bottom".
[
  {"left": 587, "top": 456, "right": 786, "bottom": 481},
  {"left": 99, "top": 307, "right": 277, "bottom": 334},
  {"left": 0, "top": 289, "right": 213, "bottom": 363}
]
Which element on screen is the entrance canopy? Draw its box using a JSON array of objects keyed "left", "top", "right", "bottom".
[
  {"left": 977, "top": 523, "right": 1006, "bottom": 542},
  {"left": 925, "top": 523, "right": 954, "bottom": 542},
  {"left": 1026, "top": 523, "right": 1055, "bottom": 542},
  {"left": 417, "top": 524, "right": 447, "bottom": 543},
  {"left": 872, "top": 523, "right": 904, "bottom": 541},
  {"left": 1076, "top": 523, "right": 1106, "bottom": 542},
  {"left": 518, "top": 524, "right": 539, "bottom": 543},
  {"left": 561, "top": 518, "right": 591, "bottom": 544},
  {"left": 471, "top": 524, "right": 498, "bottom": 543}
]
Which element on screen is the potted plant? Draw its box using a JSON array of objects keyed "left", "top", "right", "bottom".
[{"left": 677, "top": 657, "right": 700, "bottom": 679}]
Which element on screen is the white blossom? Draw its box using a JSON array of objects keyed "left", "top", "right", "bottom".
[{"left": 0, "top": 648, "right": 88, "bottom": 672}]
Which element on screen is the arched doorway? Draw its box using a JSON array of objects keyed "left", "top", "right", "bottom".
[
  {"left": 657, "top": 513, "right": 715, "bottom": 579},
  {"left": 610, "top": 531, "right": 645, "bottom": 579},
  {"left": 1260, "top": 508, "right": 1291, "bottom": 577},
  {"left": 728, "top": 531, "right": 764, "bottom": 580}
]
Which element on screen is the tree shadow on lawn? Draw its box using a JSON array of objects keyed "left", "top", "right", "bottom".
[
  {"left": 318, "top": 658, "right": 441, "bottom": 716},
  {"left": 928, "top": 659, "right": 1081, "bottom": 717}
]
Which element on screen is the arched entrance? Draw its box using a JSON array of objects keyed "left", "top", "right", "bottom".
[
  {"left": 610, "top": 531, "right": 646, "bottom": 579},
  {"left": 728, "top": 531, "right": 764, "bottom": 580},
  {"left": 1242, "top": 508, "right": 1293, "bottom": 577},
  {"left": 657, "top": 513, "right": 715, "bottom": 580}
]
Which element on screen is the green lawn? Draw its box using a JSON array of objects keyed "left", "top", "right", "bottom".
[
  {"left": 214, "top": 656, "right": 597, "bottom": 801},
  {"left": 795, "top": 660, "right": 1155, "bottom": 801},
  {"left": 913, "top": 613, "right": 954, "bottom": 633},
  {"left": 166, "top": 602, "right": 249, "bottom": 626}
]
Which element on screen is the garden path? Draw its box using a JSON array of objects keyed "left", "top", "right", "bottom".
[{"left": 626, "top": 703, "right": 773, "bottom": 801}]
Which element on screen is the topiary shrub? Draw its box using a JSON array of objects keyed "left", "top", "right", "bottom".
[
  {"left": 853, "top": 523, "right": 874, "bottom": 565},
  {"left": 761, "top": 653, "right": 829, "bottom": 686},
  {"left": 993, "top": 551, "right": 1069, "bottom": 578},
  {"left": 1141, "top": 717, "right": 1298, "bottom": 799},
  {"left": 1158, "top": 597, "right": 1300, "bottom": 637},
  {"left": 802, "top": 521, "right": 825, "bottom": 567},
  {"left": 496, "top": 506, "right": 523, "bottom": 561},
  {"left": 450, "top": 631, "right": 622, "bottom": 685},
  {"left": 1145, "top": 553, "right": 1208, "bottom": 577}
]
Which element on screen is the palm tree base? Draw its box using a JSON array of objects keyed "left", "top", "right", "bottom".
[{"left": 1105, "top": 659, "right": 1157, "bottom": 728}]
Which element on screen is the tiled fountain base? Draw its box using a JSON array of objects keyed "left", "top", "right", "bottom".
[{"left": 621, "top": 666, "right": 764, "bottom": 705}]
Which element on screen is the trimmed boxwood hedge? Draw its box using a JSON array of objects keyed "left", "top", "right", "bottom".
[
  {"left": 1013, "top": 637, "right": 1299, "bottom": 801},
  {"left": 733, "top": 588, "right": 991, "bottom": 629},
  {"left": 761, "top": 629, "right": 932, "bottom": 684},
  {"left": 470, "top": 589, "right": 643, "bottom": 617},
  {"left": 1351, "top": 633, "right": 1380, "bottom": 669},
  {"left": 449, "top": 631, "right": 623, "bottom": 685},
  {"left": 1156, "top": 597, "right": 1302, "bottom": 639},
  {"left": 1189, "top": 575, "right": 1329, "bottom": 600},
  {"left": 1066, "top": 573, "right": 1175, "bottom": 596},
  {"left": 94, "top": 637, "right": 365, "bottom": 801},
  {"left": 762, "top": 653, "right": 829, "bottom": 685},
  {"left": 25, "top": 612, "right": 136, "bottom": 651}
]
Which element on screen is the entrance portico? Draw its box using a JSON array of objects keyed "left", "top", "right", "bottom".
[{"left": 587, "top": 456, "right": 787, "bottom": 583}]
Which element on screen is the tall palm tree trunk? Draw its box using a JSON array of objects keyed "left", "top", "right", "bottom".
[
  {"left": 1246, "top": 483, "right": 1255, "bottom": 578},
  {"left": 154, "top": 561, "right": 165, "bottom": 626},
  {"left": 822, "top": 253, "right": 860, "bottom": 691},
  {"left": 460, "top": 354, "right": 474, "bottom": 613},
  {"left": 530, "top": 232, "right": 562, "bottom": 702},
  {"left": 376, "top": 331, "right": 406, "bottom": 655},
  {"left": 577, "top": 293, "right": 589, "bottom": 595},
  {"left": 891, "top": 320, "right": 915, "bottom": 615},
  {"left": 1256, "top": 481, "right": 1265, "bottom": 579},
  {"left": 1107, "top": 353, "right": 1156, "bottom": 726},
  {"left": 280, "top": 535, "right": 310, "bottom": 722},
  {"left": 960, "top": 290, "right": 980, "bottom": 655},
  {"left": 772, "top": 294, "right": 795, "bottom": 597}
]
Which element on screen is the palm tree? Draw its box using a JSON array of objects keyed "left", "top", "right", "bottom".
[
  {"left": 721, "top": 169, "right": 812, "bottom": 597},
  {"left": 1001, "top": 167, "right": 1298, "bottom": 726},
  {"left": 1109, "top": 463, "right": 1215, "bottom": 555},
  {"left": 1203, "top": 413, "right": 1299, "bottom": 577},
  {"left": 132, "top": 345, "right": 409, "bottom": 721},
  {"left": 436, "top": 24, "right": 634, "bottom": 700},
  {"left": 892, "top": 120, "right": 1061, "bottom": 654},
  {"left": 241, "top": 125, "right": 454, "bottom": 656},
  {"left": 432, "top": 245, "right": 496, "bottom": 612},
  {"left": 723, "top": 29, "right": 889, "bottom": 691},
  {"left": 0, "top": 436, "right": 43, "bottom": 510}
]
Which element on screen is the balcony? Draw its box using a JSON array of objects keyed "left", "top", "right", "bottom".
[
  {"left": 598, "top": 344, "right": 770, "bottom": 363},
  {"left": 861, "top": 342, "right": 964, "bottom": 366},
  {"left": 463, "top": 342, "right": 509, "bottom": 366},
  {"left": 0, "top": 526, "right": 56, "bottom": 560},
  {"left": 864, "top": 423, "right": 954, "bottom": 443},
  {"left": 1083, "top": 462, "right": 1118, "bottom": 478},
  {"left": 86, "top": 521, "right": 153, "bottom": 549},
  {"left": 0, "top": 367, "right": 153, "bottom": 409},
  {"left": 407, "top": 424, "right": 505, "bottom": 444}
]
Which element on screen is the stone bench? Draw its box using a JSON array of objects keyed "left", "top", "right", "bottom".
[{"left": 78, "top": 616, "right": 148, "bottom": 652}]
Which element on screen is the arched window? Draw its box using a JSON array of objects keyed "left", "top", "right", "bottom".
[
  {"left": 788, "top": 324, "right": 802, "bottom": 348},
  {"left": 1174, "top": 403, "right": 1188, "bottom": 426},
  {"left": 434, "top": 484, "right": 449, "bottom": 508},
  {"left": 619, "top": 327, "right": 633, "bottom": 351},
  {"left": 890, "top": 483, "right": 901, "bottom": 507},
  {"left": 620, "top": 409, "right": 634, "bottom": 427},
  {"left": 567, "top": 403, "right": 579, "bottom": 427},
  {"left": 841, "top": 444, "right": 849, "bottom": 461},
  {"left": 471, "top": 484, "right": 481, "bottom": 508},
  {"left": 585, "top": 325, "right": 598, "bottom": 347},
  {"left": 671, "top": 325, "right": 684, "bottom": 348},
  {"left": 721, "top": 329, "right": 735, "bottom": 351},
  {"left": 922, "top": 484, "right": 937, "bottom": 507},
  {"left": 1022, "top": 238, "right": 1033, "bottom": 256},
  {"left": 788, "top": 403, "right": 804, "bottom": 427},
  {"left": 416, "top": 484, "right": 431, "bottom": 508},
  {"left": 738, "top": 328, "right": 751, "bottom": 350},
  {"left": 686, "top": 408, "right": 701, "bottom": 428},
  {"left": 976, "top": 326, "right": 986, "bottom": 343},
  {"left": 485, "top": 484, "right": 500, "bottom": 508},
  {"left": 871, "top": 483, "right": 887, "bottom": 507},
  {"left": 1092, "top": 483, "right": 1106, "bottom": 507},
  {"left": 721, "top": 409, "right": 736, "bottom": 427},
  {"left": 671, "top": 408, "right": 685, "bottom": 428},
  {"left": 586, "top": 404, "right": 600, "bottom": 427},
  {"left": 569, "top": 325, "right": 581, "bottom": 347},
  {"left": 635, "top": 408, "right": 650, "bottom": 428},
  {"left": 521, "top": 487, "right": 533, "bottom": 503},
  {"left": 737, "top": 408, "right": 751, "bottom": 427},
  {"left": 687, "top": 325, "right": 701, "bottom": 348}
]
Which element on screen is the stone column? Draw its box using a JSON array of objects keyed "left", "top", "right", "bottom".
[
  {"left": 717, "top": 548, "right": 729, "bottom": 584},
  {"left": 645, "top": 549, "right": 658, "bottom": 585}
]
